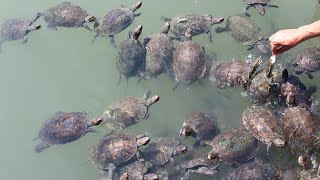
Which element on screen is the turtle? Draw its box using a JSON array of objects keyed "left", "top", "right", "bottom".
[
  {"left": 224, "top": 158, "right": 277, "bottom": 180},
  {"left": 90, "top": 132, "right": 150, "bottom": 175},
  {"left": 143, "top": 22, "right": 174, "bottom": 78},
  {"left": 209, "top": 57, "right": 262, "bottom": 89},
  {"left": 174, "top": 154, "right": 220, "bottom": 179},
  {"left": 0, "top": 15, "right": 41, "bottom": 52},
  {"left": 116, "top": 160, "right": 155, "bottom": 180},
  {"left": 282, "top": 106, "right": 320, "bottom": 167},
  {"left": 34, "top": 111, "right": 102, "bottom": 153},
  {"left": 173, "top": 28, "right": 206, "bottom": 90},
  {"left": 243, "top": 0, "right": 279, "bottom": 16},
  {"left": 241, "top": 104, "right": 285, "bottom": 151},
  {"left": 207, "top": 128, "right": 258, "bottom": 166},
  {"left": 92, "top": 1, "right": 142, "bottom": 47},
  {"left": 161, "top": 14, "right": 224, "bottom": 42},
  {"left": 280, "top": 69, "right": 317, "bottom": 107},
  {"left": 141, "top": 137, "right": 190, "bottom": 167},
  {"left": 247, "top": 56, "right": 276, "bottom": 102},
  {"left": 116, "top": 25, "right": 147, "bottom": 84},
  {"left": 215, "top": 14, "right": 269, "bottom": 54},
  {"left": 39, "top": 1, "right": 96, "bottom": 31},
  {"left": 291, "top": 47, "right": 320, "bottom": 79},
  {"left": 179, "top": 112, "right": 220, "bottom": 146},
  {"left": 101, "top": 90, "right": 159, "bottom": 131}
]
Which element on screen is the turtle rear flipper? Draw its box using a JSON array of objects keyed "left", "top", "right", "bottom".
[
  {"left": 256, "top": 4, "right": 266, "bottom": 16},
  {"left": 35, "top": 142, "right": 51, "bottom": 153},
  {"left": 266, "top": 4, "right": 279, "bottom": 8},
  {"left": 306, "top": 71, "right": 314, "bottom": 79},
  {"left": 161, "top": 17, "right": 172, "bottom": 22}
]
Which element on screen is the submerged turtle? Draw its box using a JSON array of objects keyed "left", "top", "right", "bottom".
[
  {"left": 39, "top": 1, "right": 96, "bottom": 31},
  {"left": 242, "top": 104, "right": 285, "bottom": 151},
  {"left": 282, "top": 106, "right": 320, "bottom": 167},
  {"left": 90, "top": 132, "right": 150, "bottom": 172},
  {"left": 143, "top": 22, "right": 174, "bottom": 78},
  {"left": 161, "top": 14, "right": 224, "bottom": 42},
  {"left": 0, "top": 15, "right": 41, "bottom": 52},
  {"left": 175, "top": 154, "right": 220, "bottom": 179},
  {"left": 243, "top": 0, "right": 279, "bottom": 16},
  {"left": 142, "top": 137, "right": 190, "bottom": 167},
  {"left": 216, "top": 14, "right": 269, "bottom": 53},
  {"left": 117, "top": 25, "right": 146, "bottom": 84},
  {"left": 224, "top": 158, "right": 277, "bottom": 180},
  {"left": 34, "top": 111, "right": 102, "bottom": 153},
  {"left": 280, "top": 69, "right": 317, "bottom": 107},
  {"left": 207, "top": 128, "right": 258, "bottom": 166},
  {"left": 92, "top": 1, "right": 142, "bottom": 47},
  {"left": 173, "top": 28, "right": 206, "bottom": 90},
  {"left": 209, "top": 57, "right": 261, "bottom": 89},
  {"left": 101, "top": 90, "right": 159, "bottom": 130},
  {"left": 291, "top": 47, "right": 320, "bottom": 79},
  {"left": 179, "top": 112, "right": 220, "bottom": 146}
]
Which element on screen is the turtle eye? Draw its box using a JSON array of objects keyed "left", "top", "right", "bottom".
[{"left": 36, "top": 25, "right": 41, "bottom": 30}]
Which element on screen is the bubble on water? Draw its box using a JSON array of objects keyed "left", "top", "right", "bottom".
[{"left": 245, "top": 53, "right": 254, "bottom": 64}]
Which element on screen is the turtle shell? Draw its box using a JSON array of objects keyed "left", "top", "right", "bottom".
[
  {"left": 242, "top": 105, "right": 285, "bottom": 147},
  {"left": 142, "top": 137, "right": 179, "bottom": 166},
  {"left": 210, "top": 60, "right": 251, "bottom": 89},
  {"left": 90, "top": 133, "right": 139, "bottom": 170},
  {"left": 183, "top": 112, "right": 220, "bottom": 142},
  {"left": 118, "top": 97, "right": 148, "bottom": 120},
  {"left": 225, "top": 14, "right": 264, "bottom": 46},
  {"left": 291, "top": 47, "right": 320, "bottom": 76},
  {"left": 282, "top": 107, "right": 320, "bottom": 155},
  {"left": 0, "top": 19, "right": 32, "bottom": 41},
  {"left": 117, "top": 160, "right": 151, "bottom": 180},
  {"left": 173, "top": 41, "right": 206, "bottom": 85},
  {"left": 38, "top": 111, "right": 88, "bottom": 145},
  {"left": 43, "top": 2, "right": 90, "bottom": 27},
  {"left": 117, "top": 37, "right": 146, "bottom": 77},
  {"left": 102, "top": 107, "right": 137, "bottom": 130},
  {"left": 209, "top": 128, "right": 257, "bottom": 165},
  {"left": 224, "top": 158, "right": 277, "bottom": 180},
  {"left": 145, "top": 33, "right": 174, "bottom": 77},
  {"left": 94, "top": 8, "right": 134, "bottom": 37},
  {"left": 169, "top": 14, "right": 212, "bottom": 38}
]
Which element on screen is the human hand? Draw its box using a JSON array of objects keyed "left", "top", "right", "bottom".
[{"left": 269, "top": 29, "right": 305, "bottom": 55}]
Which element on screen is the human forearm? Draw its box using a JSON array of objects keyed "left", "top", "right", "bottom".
[{"left": 297, "top": 20, "right": 320, "bottom": 42}]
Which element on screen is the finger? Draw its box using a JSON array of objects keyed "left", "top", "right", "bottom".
[{"left": 271, "top": 43, "right": 280, "bottom": 56}]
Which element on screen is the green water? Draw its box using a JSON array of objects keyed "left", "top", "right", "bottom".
[{"left": 0, "top": 0, "right": 319, "bottom": 179}]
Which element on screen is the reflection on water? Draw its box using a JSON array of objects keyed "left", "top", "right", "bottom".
[{"left": 0, "top": 0, "right": 319, "bottom": 179}]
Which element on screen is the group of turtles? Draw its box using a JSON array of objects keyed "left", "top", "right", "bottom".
[{"left": 1, "top": 0, "right": 318, "bottom": 179}]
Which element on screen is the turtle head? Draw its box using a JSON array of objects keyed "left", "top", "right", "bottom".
[
  {"left": 179, "top": 124, "right": 194, "bottom": 137},
  {"left": 211, "top": 17, "right": 224, "bottom": 25},
  {"left": 185, "top": 27, "right": 193, "bottom": 41},
  {"left": 132, "top": 1, "right": 142, "bottom": 12},
  {"left": 173, "top": 144, "right": 190, "bottom": 156},
  {"left": 298, "top": 155, "right": 310, "bottom": 167},
  {"left": 28, "top": 23, "right": 41, "bottom": 31},
  {"left": 132, "top": 25, "right": 143, "bottom": 40},
  {"left": 85, "top": 15, "right": 96, "bottom": 23},
  {"left": 161, "top": 22, "right": 170, "bottom": 34},
  {"left": 88, "top": 117, "right": 103, "bottom": 126},
  {"left": 119, "top": 173, "right": 132, "bottom": 180},
  {"left": 208, "top": 150, "right": 218, "bottom": 160},
  {"left": 291, "top": 62, "right": 304, "bottom": 74},
  {"left": 273, "top": 138, "right": 285, "bottom": 147},
  {"left": 136, "top": 133, "right": 150, "bottom": 146},
  {"left": 145, "top": 95, "right": 160, "bottom": 106}
]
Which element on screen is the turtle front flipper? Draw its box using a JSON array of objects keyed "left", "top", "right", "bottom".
[
  {"left": 134, "top": 12, "right": 141, "bottom": 17},
  {"left": 206, "top": 30, "right": 213, "bottom": 43},
  {"left": 35, "top": 142, "right": 51, "bottom": 153},
  {"left": 82, "top": 22, "right": 93, "bottom": 31}
]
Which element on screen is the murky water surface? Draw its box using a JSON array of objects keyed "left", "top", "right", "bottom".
[{"left": 0, "top": 0, "right": 319, "bottom": 179}]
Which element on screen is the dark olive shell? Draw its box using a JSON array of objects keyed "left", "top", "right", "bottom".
[
  {"left": 0, "top": 19, "right": 33, "bottom": 41},
  {"left": 282, "top": 107, "right": 320, "bottom": 155},
  {"left": 173, "top": 41, "right": 206, "bottom": 85},
  {"left": 291, "top": 47, "right": 320, "bottom": 76},
  {"left": 43, "top": 2, "right": 90, "bottom": 27},
  {"left": 102, "top": 107, "right": 137, "bottom": 131},
  {"left": 38, "top": 111, "right": 88, "bottom": 145},
  {"left": 145, "top": 33, "right": 174, "bottom": 77},
  {"left": 209, "top": 128, "right": 257, "bottom": 165},
  {"left": 142, "top": 137, "right": 179, "bottom": 166},
  {"left": 168, "top": 14, "right": 212, "bottom": 38},
  {"left": 242, "top": 105, "right": 284, "bottom": 147},
  {"left": 90, "top": 133, "right": 138, "bottom": 170},
  {"left": 224, "top": 158, "right": 277, "bottom": 180},
  {"left": 210, "top": 60, "right": 251, "bottom": 89},
  {"left": 117, "top": 38, "right": 146, "bottom": 77},
  {"left": 182, "top": 112, "right": 220, "bottom": 142},
  {"left": 117, "top": 160, "right": 151, "bottom": 180},
  {"left": 94, "top": 8, "right": 134, "bottom": 37}
]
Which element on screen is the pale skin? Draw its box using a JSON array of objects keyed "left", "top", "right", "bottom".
[{"left": 269, "top": 20, "right": 320, "bottom": 55}]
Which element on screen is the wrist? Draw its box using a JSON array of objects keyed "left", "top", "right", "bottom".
[{"left": 297, "top": 21, "right": 320, "bottom": 42}]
